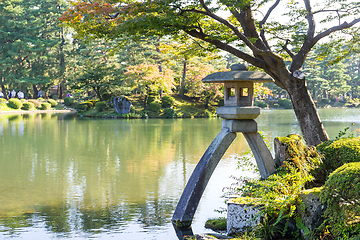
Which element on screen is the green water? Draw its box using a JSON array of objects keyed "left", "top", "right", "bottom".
[{"left": 0, "top": 109, "right": 359, "bottom": 239}]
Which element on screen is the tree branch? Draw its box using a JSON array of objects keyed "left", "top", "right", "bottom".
[
  {"left": 282, "top": 39, "right": 295, "bottom": 59},
  {"left": 313, "top": 18, "right": 360, "bottom": 43},
  {"left": 185, "top": 29, "right": 266, "bottom": 69}
]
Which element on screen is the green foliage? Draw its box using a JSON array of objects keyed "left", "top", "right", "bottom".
[
  {"left": 21, "top": 102, "right": 35, "bottom": 110},
  {"left": 275, "top": 134, "right": 322, "bottom": 178},
  {"left": 75, "top": 102, "right": 92, "bottom": 111},
  {"left": 148, "top": 101, "right": 161, "bottom": 112},
  {"left": 162, "top": 108, "right": 175, "bottom": 118},
  {"left": 277, "top": 98, "right": 293, "bottom": 109},
  {"left": 8, "top": 99, "right": 22, "bottom": 109},
  {"left": 0, "top": 102, "right": 6, "bottom": 110},
  {"left": 0, "top": 98, "right": 7, "bottom": 103},
  {"left": 316, "top": 137, "right": 360, "bottom": 181},
  {"left": 319, "top": 162, "right": 360, "bottom": 239},
  {"left": 161, "top": 95, "right": 175, "bottom": 108},
  {"left": 64, "top": 97, "right": 75, "bottom": 106},
  {"left": 205, "top": 217, "right": 227, "bottom": 231},
  {"left": 345, "top": 98, "right": 360, "bottom": 108},
  {"left": 27, "top": 99, "right": 41, "bottom": 107},
  {"left": 95, "top": 101, "right": 107, "bottom": 112},
  {"left": 254, "top": 100, "right": 269, "bottom": 108},
  {"left": 47, "top": 99, "right": 58, "bottom": 107},
  {"left": 51, "top": 95, "right": 58, "bottom": 100},
  {"left": 234, "top": 163, "right": 311, "bottom": 239},
  {"left": 41, "top": 102, "right": 51, "bottom": 110}
]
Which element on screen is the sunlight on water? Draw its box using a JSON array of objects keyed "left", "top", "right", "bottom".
[{"left": 0, "top": 109, "right": 359, "bottom": 239}]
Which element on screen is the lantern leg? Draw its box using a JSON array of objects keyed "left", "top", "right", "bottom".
[
  {"left": 172, "top": 128, "right": 236, "bottom": 228},
  {"left": 242, "top": 132, "right": 276, "bottom": 179}
]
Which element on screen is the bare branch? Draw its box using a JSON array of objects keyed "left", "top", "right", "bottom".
[
  {"left": 313, "top": 17, "right": 360, "bottom": 43},
  {"left": 259, "top": 0, "right": 280, "bottom": 49},
  {"left": 282, "top": 39, "right": 295, "bottom": 59},
  {"left": 259, "top": 0, "right": 280, "bottom": 26}
]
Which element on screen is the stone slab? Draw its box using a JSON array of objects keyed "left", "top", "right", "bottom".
[
  {"left": 227, "top": 199, "right": 262, "bottom": 235},
  {"left": 217, "top": 106, "right": 261, "bottom": 120},
  {"left": 221, "top": 119, "right": 257, "bottom": 133}
]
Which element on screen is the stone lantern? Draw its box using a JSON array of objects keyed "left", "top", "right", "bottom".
[
  {"left": 202, "top": 63, "right": 273, "bottom": 119},
  {"left": 172, "top": 64, "right": 276, "bottom": 230}
]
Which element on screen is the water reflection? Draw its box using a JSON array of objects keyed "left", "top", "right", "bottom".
[{"left": 0, "top": 109, "right": 359, "bottom": 239}]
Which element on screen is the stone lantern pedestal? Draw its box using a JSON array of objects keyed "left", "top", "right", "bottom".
[{"left": 172, "top": 64, "right": 276, "bottom": 230}]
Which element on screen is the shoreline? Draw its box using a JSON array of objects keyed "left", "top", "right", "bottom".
[{"left": 0, "top": 109, "right": 75, "bottom": 114}]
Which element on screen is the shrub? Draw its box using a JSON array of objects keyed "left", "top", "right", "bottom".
[
  {"left": 22, "top": 102, "right": 35, "bottom": 110},
  {"left": 163, "top": 108, "right": 175, "bottom": 118},
  {"left": 320, "top": 98, "right": 331, "bottom": 104},
  {"left": 88, "top": 99, "right": 99, "bottom": 105},
  {"left": 75, "top": 102, "right": 89, "bottom": 111},
  {"left": 254, "top": 100, "right": 269, "bottom": 108},
  {"left": 148, "top": 101, "right": 161, "bottom": 112},
  {"left": 64, "top": 97, "right": 75, "bottom": 106},
  {"left": 319, "top": 162, "right": 360, "bottom": 239},
  {"left": 47, "top": 99, "right": 58, "bottom": 107},
  {"left": 316, "top": 137, "right": 360, "bottom": 182},
  {"left": 27, "top": 99, "right": 41, "bottom": 107},
  {"left": 0, "top": 98, "right": 7, "bottom": 103},
  {"left": 20, "top": 99, "right": 26, "bottom": 102},
  {"left": 0, "top": 102, "right": 6, "bottom": 109},
  {"left": 8, "top": 98, "right": 22, "bottom": 109},
  {"left": 95, "top": 101, "right": 107, "bottom": 112},
  {"left": 146, "top": 93, "right": 157, "bottom": 104},
  {"left": 51, "top": 94, "right": 57, "bottom": 100},
  {"left": 161, "top": 95, "right": 175, "bottom": 108},
  {"left": 41, "top": 102, "right": 51, "bottom": 110},
  {"left": 277, "top": 98, "right": 293, "bottom": 109}
]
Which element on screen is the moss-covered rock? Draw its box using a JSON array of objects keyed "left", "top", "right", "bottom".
[
  {"left": 274, "top": 134, "right": 322, "bottom": 178},
  {"left": 316, "top": 137, "right": 360, "bottom": 181},
  {"left": 205, "top": 217, "right": 227, "bottom": 231},
  {"left": 319, "top": 162, "right": 360, "bottom": 239}
]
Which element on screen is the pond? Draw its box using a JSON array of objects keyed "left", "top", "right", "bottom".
[{"left": 0, "top": 108, "right": 359, "bottom": 240}]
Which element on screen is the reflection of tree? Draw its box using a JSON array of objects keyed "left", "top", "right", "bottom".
[
  {"left": 38, "top": 204, "right": 71, "bottom": 235},
  {"left": 0, "top": 114, "right": 249, "bottom": 237}
]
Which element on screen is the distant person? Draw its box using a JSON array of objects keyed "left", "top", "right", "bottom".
[
  {"left": 8, "top": 91, "right": 11, "bottom": 99},
  {"left": 38, "top": 91, "right": 42, "bottom": 98},
  {"left": 66, "top": 93, "right": 71, "bottom": 97},
  {"left": 17, "top": 91, "right": 24, "bottom": 99},
  {"left": 0, "top": 91, "right": 3, "bottom": 98},
  {"left": 11, "top": 89, "right": 16, "bottom": 98}
]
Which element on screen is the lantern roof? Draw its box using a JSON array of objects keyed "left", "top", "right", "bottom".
[{"left": 202, "top": 64, "right": 274, "bottom": 83}]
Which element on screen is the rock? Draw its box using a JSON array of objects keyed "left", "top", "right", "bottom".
[
  {"left": 227, "top": 199, "right": 262, "bottom": 235},
  {"left": 297, "top": 188, "right": 325, "bottom": 239},
  {"left": 113, "top": 96, "right": 132, "bottom": 114}
]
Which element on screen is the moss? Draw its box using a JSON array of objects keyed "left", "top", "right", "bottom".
[
  {"left": 275, "top": 134, "right": 322, "bottom": 178},
  {"left": 300, "top": 187, "right": 322, "bottom": 197},
  {"left": 316, "top": 137, "right": 360, "bottom": 181},
  {"left": 205, "top": 217, "right": 227, "bottom": 231},
  {"left": 319, "top": 162, "right": 360, "bottom": 238}
]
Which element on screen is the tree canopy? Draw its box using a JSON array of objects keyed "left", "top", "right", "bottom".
[{"left": 61, "top": 0, "right": 360, "bottom": 146}]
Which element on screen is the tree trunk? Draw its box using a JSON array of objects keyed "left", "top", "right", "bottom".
[
  {"left": 180, "top": 59, "right": 187, "bottom": 97},
  {"left": 32, "top": 85, "right": 39, "bottom": 99},
  {"left": 1, "top": 84, "right": 8, "bottom": 100},
  {"left": 287, "top": 76, "right": 329, "bottom": 146}
]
